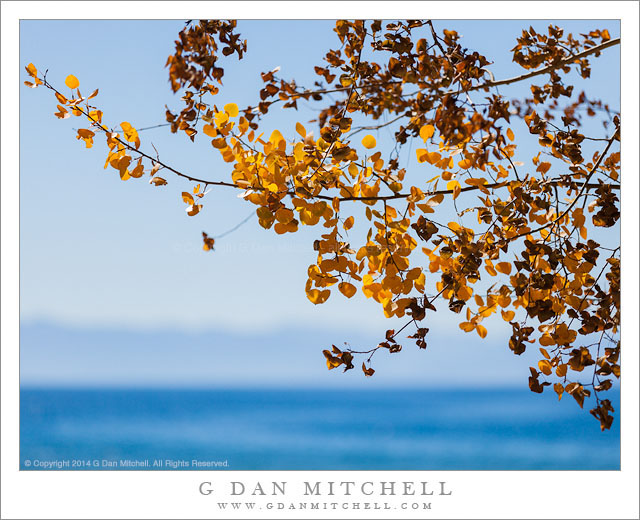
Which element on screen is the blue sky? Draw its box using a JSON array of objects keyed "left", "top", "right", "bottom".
[{"left": 19, "top": 19, "right": 621, "bottom": 387}]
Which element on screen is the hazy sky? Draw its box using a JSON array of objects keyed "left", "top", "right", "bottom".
[{"left": 19, "top": 19, "right": 621, "bottom": 386}]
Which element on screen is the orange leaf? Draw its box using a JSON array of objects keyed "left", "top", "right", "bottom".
[
  {"left": 343, "top": 216, "right": 354, "bottom": 230},
  {"left": 203, "top": 124, "right": 217, "bottom": 138},
  {"left": 65, "top": 74, "right": 80, "bottom": 89},
  {"left": 538, "top": 359, "right": 552, "bottom": 376},
  {"left": 307, "top": 288, "right": 331, "bottom": 305},
  {"left": 419, "top": 124, "right": 435, "bottom": 141},
  {"left": 476, "top": 324, "right": 488, "bottom": 338},
  {"left": 459, "top": 322, "right": 475, "bottom": 332},
  {"left": 501, "top": 310, "right": 515, "bottom": 322},
  {"left": 361, "top": 135, "right": 376, "bottom": 149},
  {"left": 496, "top": 262, "right": 512, "bottom": 275},
  {"left": 339, "top": 282, "right": 357, "bottom": 298},
  {"left": 149, "top": 177, "right": 167, "bottom": 186}
]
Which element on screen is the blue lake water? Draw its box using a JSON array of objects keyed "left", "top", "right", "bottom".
[{"left": 20, "top": 388, "right": 620, "bottom": 470}]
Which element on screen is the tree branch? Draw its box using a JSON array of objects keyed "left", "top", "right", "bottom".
[{"left": 465, "top": 38, "right": 620, "bottom": 92}]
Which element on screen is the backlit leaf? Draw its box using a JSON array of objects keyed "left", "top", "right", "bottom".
[
  {"left": 538, "top": 359, "right": 552, "bottom": 375},
  {"left": 307, "top": 288, "right": 331, "bottom": 305},
  {"left": 496, "top": 262, "right": 512, "bottom": 275},
  {"left": 361, "top": 135, "right": 376, "bottom": 149},
  {"left": 65, "top": 74, "right": 79, "bottom": 89},
  {"left": 224, "top": 103, "right": 239, "bottom": 117},
  {"left": 419, "top": 124, "right": 435, "bottom": 141},
  {"left": 339, "top": 282, "right": 357, "bottom": 298},
  {"left": 203, "top": 124, "right": 217, "bottom": 138},
  {"left": 476, "top": 324, "right": 488, "bottom": 338}
]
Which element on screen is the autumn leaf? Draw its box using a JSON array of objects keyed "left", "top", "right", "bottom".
[
  {"left": 495, "top": 262, "right": 512, "bottom": 275},
  {"left": 65, "top": 74, "right": 80, "bottom": 89},
  {"left": 224, "top": 102, "right": 239, "bottom": 117},
  {"left": 202, "top": 232, "right": 215, "bottom": 252},
  {"left": 338, "top": 282, "right": 357, "bottom": 298},
  {"left": 362, "top": 362, "right": 375, "bottom": 377},
  {"left": 76, "top": 129, "right": 95, "bottom": 148},
  {"left": 149, "top": 177, "right": 167, "bottom": 186},
  {"left": 361, "top": 135, "right": 376, "bottom": 149},
  {"left": 476, "top": 324, "right": 488, "bottom": 338},
  {"left": 419, "top": 124, "right": 435, "bottom": 141},
  {"left": 27, "top": 21, "right": 621, "bottom": 432},
  {"left": 307, "top": 288, "right": 331, "bottom": 305},
  {"left": 186, "top": 204, "right": 202, "bottom": 216},
  {"left": 203, "top": 124, "right": 217, "bottom": 138}
]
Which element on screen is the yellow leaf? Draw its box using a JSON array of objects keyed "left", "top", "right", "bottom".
[
  {"left": 339, "top": 282, "right": 357, "bottom": 298},
  {"left": 476, "top": 324, "right": 488, "bottom": 338},
  {"left": 269, "top": 129, "right": 284, "bottom": 145},
  {"left": 296, "top": 122, "right": 306, "bottom": 138},
  {"left": 448, "top": 221, "right": 462, "bottom": 233},
  {"left": 65, "top": 74, "right": 79, "bottom": 89},
  {"left": 361, "top": 135, "right": 376, "bottom": 149},
  {"left": 419, "top": 124, "right": 435, "bottom": 141},
  {"left": 214, "top": 111, "right": 229, "bottom": 127},
  {"left": 506, "top": 128, "right": 515, "bottom": 141},
  {"left": 416, "top": 149, "right": 429, "bottom": 163},
  {"left": 446, "top": 180, "right": 460, "bottom": 192},
  {"left": 88, "top": 109, "right": 102, "bottom": 124},
  {"left": 26, "top": 63, "right": 38, "bottom": 77},
  {"left": 224, "top": 103, "right": 239, "bottom": 118},
  {"left": 182, "top": 192, "right": 194, "bottom": 205}
]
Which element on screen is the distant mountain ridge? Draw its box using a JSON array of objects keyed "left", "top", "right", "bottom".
[{"left": 20, "top": 320, "right": 539, "bottom": 388}]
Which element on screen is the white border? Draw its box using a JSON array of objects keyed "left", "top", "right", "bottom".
[{"left": 2, "top": 2, "right": 638, "bottom": 519}]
